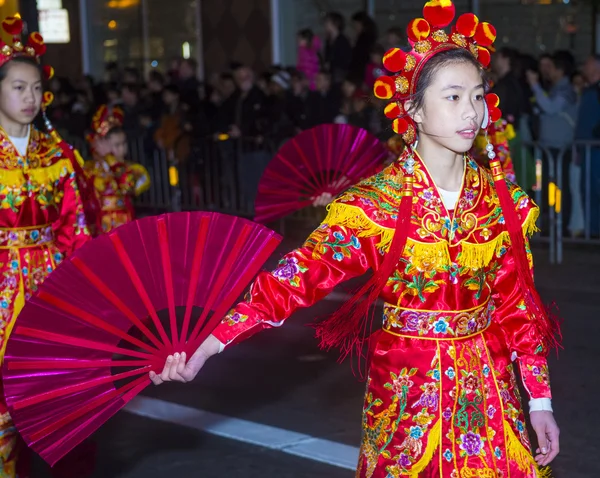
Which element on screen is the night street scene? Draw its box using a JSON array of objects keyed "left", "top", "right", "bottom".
[{"left": 0, "top": 0, "right": 597, "bottom": 477}]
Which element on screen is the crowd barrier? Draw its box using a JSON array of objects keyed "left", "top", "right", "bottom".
[{"left": 65, "top": 131, "right": 600, "bottom": 265}]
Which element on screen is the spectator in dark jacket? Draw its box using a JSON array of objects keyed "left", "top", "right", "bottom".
[
  {"left": 323, "top": 12, "right": 352, "bottom": 84},
  {"left": 349, "top": 11, "right": 378, "bottom": 83},
  {"left": 306, "top": 71, "right": 341, "bottom": 126}
]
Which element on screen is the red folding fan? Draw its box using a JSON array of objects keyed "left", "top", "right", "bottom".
[
  {"left": 254, "top": 124, "right": 389, "bottom": 223},
  {"left": 2, "top": 212, "right": 281, "bottom": 466}
]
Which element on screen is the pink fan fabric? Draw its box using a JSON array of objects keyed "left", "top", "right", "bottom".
[
  {"left": 2, "top": 212, "right": 281, "bottom": 466},
  {"left": 254, "top": 124, "right": 388, "bottom": 224}
]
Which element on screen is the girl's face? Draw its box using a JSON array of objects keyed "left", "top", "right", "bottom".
[
  {"left": 411, "top": 61, "right": 485, "bottom": 154},
  {"left": 298, "top": 36, "right": 308, "bottom": 48},
  {"left": 107, "top": 131, "right": 128, "bottom": 159},
  {"left": 0, "top": 62, "right": 42, "bottom": 128},
  {"left": 342, "top": 80, "right": 357, "bottom": 98}
]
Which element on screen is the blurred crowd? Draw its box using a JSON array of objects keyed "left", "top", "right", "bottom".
[{"left": 43, "top": 9, "right": 600, "bottom": 235}]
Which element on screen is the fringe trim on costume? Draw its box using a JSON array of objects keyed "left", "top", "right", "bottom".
[
  {"left": 409, "top": 419, "right": 441, "bottom": 477},
  {"left": 456, "top": 232, "right": 509, "bottom": 269},
  {"left": 407, "top": 238, "right": 452, "bottom": 268},
  {"left": 0, "top": 158, "right": 75, "bottom": 187},
  {"left": 324, "top": 202, "right": 395, "bottom": 251},
  {"left": 503, "top": 420, "right": 553, "bottom": 478},
  {"left": 325, "top": 202, "right": 540, "bottom": 271}
]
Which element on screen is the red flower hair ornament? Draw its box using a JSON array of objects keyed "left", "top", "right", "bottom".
[{"left": 373, "top": 0, "right": 501, "bottom": 144}]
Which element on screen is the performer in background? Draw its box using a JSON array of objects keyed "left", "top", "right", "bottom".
[
  {"left": 0, "top": 16, "right": 92, "bottom": 476},
  {"left": 85, "top": 105, "right": 150, "bottom": 233},
  {"left": 153, "top": 2, "right": 560, "bottom": 477},
  {"left": 473, "top": 116, "right": 517, "bottom": 183}
]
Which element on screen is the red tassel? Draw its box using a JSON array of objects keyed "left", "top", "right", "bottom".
[
  {"left": 314, "top": 174, "right": 415, "bottom": 371},
  {"left": 489, "top": 160, "right": 562, "bottom": 355}
]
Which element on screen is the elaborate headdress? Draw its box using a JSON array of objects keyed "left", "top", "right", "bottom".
[
  {"left": 373, "top": 0, "right": 501, "bottom": 144},
  {"left": 87, "top": 105, "right": 125, "bottom": 143},
  {"left": 0, "top": 15, "right": 53, "bottom": 80}
]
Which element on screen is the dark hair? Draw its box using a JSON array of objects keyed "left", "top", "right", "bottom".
[
  {"left": 121, "top": 83, "right": 140, "bottom": 96},
  {"left": 148, "top": 70, "right": 164, "bottom": 85},
  {"left": 298, "top": 28, "right": 314, "bottom": 48},
  {"left": 124, "top": 66, "right": 140, "bottom": 81},
  {"left": 182, "top": 58, "right": 198, "bottom": 70},
  {"left": 351, "top": 11, "right": 377, "bottom": 37},
  {"left": 386, "top": 26, "right": 404, "bottom": 38},
  {"left": 498, "top": 47, "right": 518, "bottom": 69},
  {"left": 371, "top": 43, "right": 386, "bottom": 56},
  {"left": 0, "top": 56, "right": 42, "bottom": 84},
  {"left": 552, "top": 50, "right": 575, "bottom": 77},
  {"left": 325, "top": 12, "right": 345, "bottom": 32},
  {"left": 163, "top": 84, "right": 180, "bottom": 96},
  {"left": 219, "top": 72, "right": 234, "bottom": 82},
  {"left": 106, "top": 125, "right": 125, "bottom": 138},
  {"left": 407, "top": 48, "right": 486, "bottom": 116}
]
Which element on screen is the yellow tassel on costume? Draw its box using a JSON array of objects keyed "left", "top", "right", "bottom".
[
  {"left": 407, "top": 238, "right": 451, "bottom": 269},
  {"left": 409, "top": 419, "right": 441, "bottom": 477},
  {"left": 522, "top": 207, "right": 540, "bottom": 237},
  {"left": 457, "top": 232, "right": 509, "bottom": 269},
  {"left": 324, "top": 203, "right": 395, "bottom": 251}
]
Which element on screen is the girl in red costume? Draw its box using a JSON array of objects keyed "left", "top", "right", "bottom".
[
  {"left": 0, "top": 16, "right": 92, "bottom": 476},
  {"left": 153, "top": 2, "right": 560, "bottom": 477},
  {"left": 85, "top": 105, "right": 150, "bottom": 233}
]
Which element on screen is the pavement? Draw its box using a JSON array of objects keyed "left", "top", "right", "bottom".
[{"left": 29, "top": 231, "right": 600, "bottom": 478}]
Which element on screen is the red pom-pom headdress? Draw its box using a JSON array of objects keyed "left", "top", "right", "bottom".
[
  {"left": 374, "top": 0, "right": 501, "bottom": 144},
  {"left": 0, "top": 14, "right": 52, "bottom": 80}
]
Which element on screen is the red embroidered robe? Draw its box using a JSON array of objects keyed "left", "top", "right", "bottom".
[{"left": 212, "top": 151, "right": 551, "bottom": 478}]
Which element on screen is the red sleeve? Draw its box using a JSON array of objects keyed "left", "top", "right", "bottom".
[
  {"left": 211, "top": 213, "right": 383, "bottom": 349},
  {"left": 491, "top": 189, "right": 551, "bottom": 400},
  {"left": 52, "top": 168, "right": 92, "bottom": 257}
]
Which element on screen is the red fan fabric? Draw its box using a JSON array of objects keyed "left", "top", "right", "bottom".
[
  {"left": 2, "top": 212, "right": 281, "bottom": 466},
  {"left": 254, "top": 124, "right": 388, "bottom": 223}
]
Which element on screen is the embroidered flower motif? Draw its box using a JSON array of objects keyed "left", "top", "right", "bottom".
[
  {"left": 443, "top": 407, "right": 453, "bottom": 421},
  {"left": 272, "top": 256, "right": 307, "bottom": 287},
  {"left": 433, "top": 318, "right": 449, "bottom": 334},
  {"left": 443, "top": 449, "right": 453, "bottom": 462},
  {"left": 459, "top": 431, "right": 483, "bottom": 456},
  {"left": 445, "top": 367, "right": 456, "bottom": 380},
  {"left": 225, "top": 311, "right": 248, "bottom": 327},
  {"left": 482, "top": 364, "right": 490, "bottom": 377},
  {"left": 392, "top": 374, "right": 414, "bottom": 396},
  {"left": 464, "top": 189, "right": 476, "bottom": 203},
  {"left": 518, "top": 197, "right": 529, "bottom": 209},
  {"left": 409, "top": 426, "right": 423, "bottom": 439},
  {"left": 463, "top": 372, "right": 480, "bottom": 394},
  {"left": 397, "top": 453, "right": 411, "bottom": 468},
  {"left": 494, "top": 446, "right": 502, "bottom": 459},
  {"left": 412, "top": 382, "right": 439, "bottom": 411},
  {"left": 481, "top": 228, "right": 492, "bottom": 240},
  {"left": 516, "top": 420, "right": 525, "bottom": 432},
  {"left": 359, "top": 197, "right": 375, "bottom": 207},
  {"left": 487, "top": 405, "right": 496, "bottom": 419}
]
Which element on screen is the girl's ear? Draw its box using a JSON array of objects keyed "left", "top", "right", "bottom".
[{"left": 405, "top": 100, "right": 424, "bottom": 124}]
